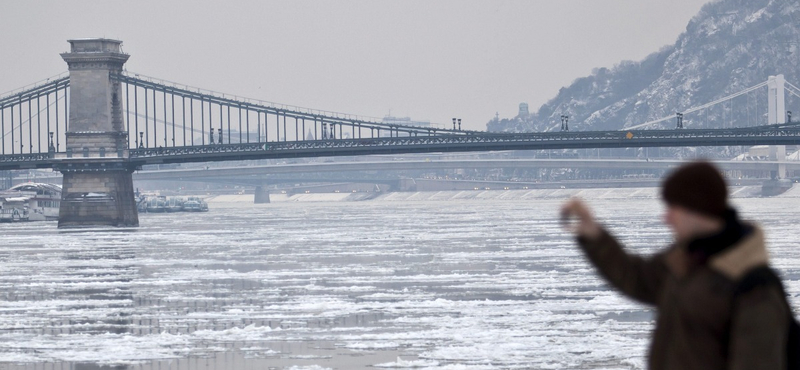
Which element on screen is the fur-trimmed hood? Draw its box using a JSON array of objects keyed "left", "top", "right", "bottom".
[
  {"left": 664, "top": 223, "right": 769, "bottom": 280},
  {"left": 709, "top": 224, "right": 769, "bottom": 280}
]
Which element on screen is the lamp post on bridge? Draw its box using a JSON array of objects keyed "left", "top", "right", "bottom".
[{"left": 451, "top": 118, "right": 462, "bottom": 131}]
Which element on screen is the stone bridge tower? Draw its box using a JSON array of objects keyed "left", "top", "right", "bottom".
[{"left": 57, "top": 39, "right": 138, "bottom": 227}]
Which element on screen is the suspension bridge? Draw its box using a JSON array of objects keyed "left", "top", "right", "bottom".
[{"left": 1, "top": 38, "right": 799, "bottom": 227}]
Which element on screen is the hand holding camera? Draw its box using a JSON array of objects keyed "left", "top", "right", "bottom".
[{"left": 560, "top": 198, "right": 602, "bottom": 240}]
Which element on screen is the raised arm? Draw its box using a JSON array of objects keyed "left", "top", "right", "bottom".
[{"left": 562, "top": 198, "right": 670, "bottom": 305}]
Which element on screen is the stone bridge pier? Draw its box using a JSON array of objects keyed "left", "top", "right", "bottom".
[
  {"left": 254, "top": 185, "right": 271, "bottom": 204},
  {"left": 56, "top": 39, "right": 138, "bottom": 227}
]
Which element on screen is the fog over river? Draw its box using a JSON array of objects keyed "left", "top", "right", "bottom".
[{"left": 0, "top": 194, "right": 798, "bottom": 369}]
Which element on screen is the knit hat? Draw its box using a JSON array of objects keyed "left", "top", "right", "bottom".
[{"left": 661, "top": 161, "right": 728, "bottom": 219}]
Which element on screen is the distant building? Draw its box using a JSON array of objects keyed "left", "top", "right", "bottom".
[
  {"left": 380, "top": 115, "right": 435, "bottom": 137},
  {"left": 381, "top": 115, "right": 433, "bottom": 128},
  {"left": 518, "top": 103, "right": 529, "bottom": 117}
]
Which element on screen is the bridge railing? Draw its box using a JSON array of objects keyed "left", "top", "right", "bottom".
[{"left": 125, "top": 122, "right": 800, "bottom": 164}]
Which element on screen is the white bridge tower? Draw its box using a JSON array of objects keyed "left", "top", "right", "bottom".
[{"left": 767, "top": 75, "right": 787, "bottom": 179}]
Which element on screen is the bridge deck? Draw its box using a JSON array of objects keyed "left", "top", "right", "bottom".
[{"left": 3, "top": 123, "right": 800, "bottom": 171}]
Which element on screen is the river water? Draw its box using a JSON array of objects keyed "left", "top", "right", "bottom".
[{"left": 0, "top": 195, "right": 798, "bottom": 369}]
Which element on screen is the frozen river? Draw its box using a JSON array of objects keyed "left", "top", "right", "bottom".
[{"left": 0, "top": 195, "right": 798, "bottom": 369}]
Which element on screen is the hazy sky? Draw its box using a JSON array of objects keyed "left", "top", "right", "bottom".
[{"left": 0, "top": 0, "right": 712, "bottom": 131}]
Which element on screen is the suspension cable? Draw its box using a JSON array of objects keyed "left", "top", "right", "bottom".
[
  {"left": 0, "top": 72, "right": 69, "bottom": 100},
  {"left": 2, "top": 92, "right": 66, "bottom": 138},
  {"left": 625, "top": 81, "right": 770, "bottom": 130},
  {"left": 785, "top": 81, "right": 800, "bottom": 99},
  {"left": 118, "top": 71, "right": 450, "bottom": 132}
]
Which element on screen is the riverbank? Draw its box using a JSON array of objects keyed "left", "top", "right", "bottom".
[{"left": 204, "top": 184, "right": 768, "bottom": 204}]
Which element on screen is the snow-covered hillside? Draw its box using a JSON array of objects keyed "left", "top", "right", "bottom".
[{"left": 488, "top": 0, "right": 800, "bottom": 133}]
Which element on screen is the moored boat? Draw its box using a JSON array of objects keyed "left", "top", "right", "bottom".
[
  {"left": 145, "top": 196, "right": 168, "bottom": 213},
  {"left": 165, "top": 197, "right": 185, "bottom": 212},
  {"left": 0, "top": 197, "right": 29, "bottom": 222},
  {"left": 182, "top": 197, "right": 209, "bottom": 212},
  {"left": 0, "top": 183, "right": 61, "bottom": 222},
  {"left": 138, "top": 195, "right": 208, "bottom": 213}
]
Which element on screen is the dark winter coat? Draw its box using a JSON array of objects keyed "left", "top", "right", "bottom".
[{"left": 578, "top": 218, "right": 789, "bottom": 370}]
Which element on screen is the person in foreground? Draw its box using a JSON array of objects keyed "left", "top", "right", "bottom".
[{"left": 561, "top": 161, "right": 793, "bottom": 370}]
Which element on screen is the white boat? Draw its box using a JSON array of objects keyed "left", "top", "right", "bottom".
[
  {"left": 0, "top": 196, "right": 30, "bottom": 222},
  {"left": 137, "top": 195, "right": 208, "bottom": 213},
  {"left": 182, "top": 197, "right": 209, "bottom": 212},
  {"left": 0, "top": 183, "right": 62, "bottom": 222}
]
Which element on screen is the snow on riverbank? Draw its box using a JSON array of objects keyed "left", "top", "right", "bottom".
[{"left": 206, "top": 185, "right": 764, "bottom": 205}]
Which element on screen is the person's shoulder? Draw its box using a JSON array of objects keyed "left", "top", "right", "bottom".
[
  {"left": 733, "top": 266, "right": 790, "bottom": 318},
  {"left": 734, "top": 265, "right": 783, "bottom": 296},
  {"left": 710, "top": 224, "right": 768, "bottom": 280}
]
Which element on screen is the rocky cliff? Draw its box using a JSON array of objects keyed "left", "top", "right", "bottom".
[{"left": 488, "top": 0, "right": 800, "bottom": 133}]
